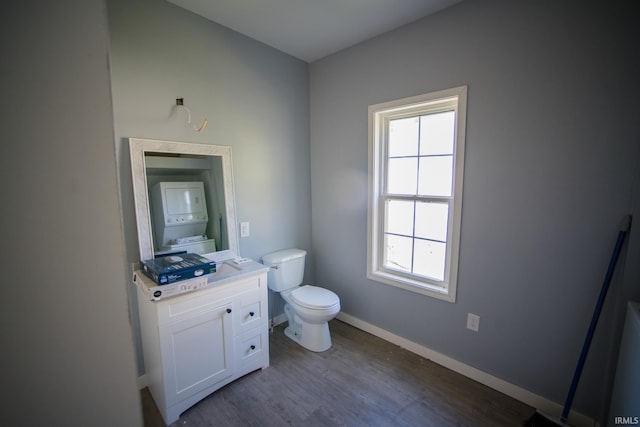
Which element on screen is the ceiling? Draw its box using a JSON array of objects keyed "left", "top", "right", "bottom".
[{"left": 167, "top": 0, "right": 462, "bottom": 62}]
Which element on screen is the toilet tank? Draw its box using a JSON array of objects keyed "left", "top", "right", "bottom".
[{"left": 261, "top": 248, "right": 306, "bottom": 292}]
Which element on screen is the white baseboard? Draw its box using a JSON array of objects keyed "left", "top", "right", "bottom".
[
  {"left": 336, "top": 312, "right": 596, "bottom": 427},
  {"left": 137, "top": 373, "right": 147, "bottom": 390},
  {"left": 271, "top": 313, "right": 287, "bottom": 327}
]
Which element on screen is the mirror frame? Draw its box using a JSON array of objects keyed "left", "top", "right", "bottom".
[{"left": 129, "top": 137, "right": 239, "bottom": 261}]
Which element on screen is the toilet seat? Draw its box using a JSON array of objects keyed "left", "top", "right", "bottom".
[{"left": 290, "top": 285, "right": 339, "bottom": 310}]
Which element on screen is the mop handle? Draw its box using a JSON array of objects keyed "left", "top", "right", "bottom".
[{"left": 560, "top": 215, "right": 632, "bottom": 423}]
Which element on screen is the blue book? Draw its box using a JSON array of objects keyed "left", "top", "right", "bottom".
[{"left": 141, "top": 253, "right": 216, "bottom": 285}]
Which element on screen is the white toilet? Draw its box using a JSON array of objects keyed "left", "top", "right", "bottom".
[{"left": 262, "top": 248, "right": 340, "bottom": 352}]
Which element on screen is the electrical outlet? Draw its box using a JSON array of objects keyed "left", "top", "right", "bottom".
[
  {"left": 467, "top": 313, "right": 480, "bottom": 332},
  {"left": 240, "top": 222, "right": 250, "bottom": 237}
]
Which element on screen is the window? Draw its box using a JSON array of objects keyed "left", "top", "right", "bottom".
[{"left": 367, "top": 86, "right": 467, "bottom": 302}]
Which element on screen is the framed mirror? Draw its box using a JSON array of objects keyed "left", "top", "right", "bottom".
[{"left": 129, "top": 138, "right": 239, "bottom": 262}]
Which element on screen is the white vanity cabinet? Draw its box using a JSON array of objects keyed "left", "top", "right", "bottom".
[{"left": 135, "top": 265, "right": 269, "bottom": 425}]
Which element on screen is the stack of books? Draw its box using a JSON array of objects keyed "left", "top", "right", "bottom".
[{"left": 141, "top": 253, "right": 216, "bottom": 285}]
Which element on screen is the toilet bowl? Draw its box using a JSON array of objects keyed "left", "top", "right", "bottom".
[
  {"left": 261, "top": 249, "right": 341, "bottom": 352},
  {"left": 281, "top": 285, "right": 340, "bottom": 352}
]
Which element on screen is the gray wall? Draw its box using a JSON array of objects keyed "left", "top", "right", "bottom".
[
  {"left": 103, "top": 0, "right": 639, "bottom": 422},
  {"left": 0, "top": 1, "right": 142, "bottom": 425},
  {"left": 309, "top": 0, "right": 640, "bottom": 422},
  {"left": 107, "top": 0, "right": 311, "bottom": 373}
]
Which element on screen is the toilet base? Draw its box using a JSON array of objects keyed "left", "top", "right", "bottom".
[{"left": 284, "top": 321, "right": 332, "bottom": 352}]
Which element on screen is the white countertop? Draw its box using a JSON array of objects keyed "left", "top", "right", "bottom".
[{"left": 134, "top": 252, "right": 269, "bottom": 301}]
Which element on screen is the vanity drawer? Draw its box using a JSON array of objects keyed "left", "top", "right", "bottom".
[
  {"left": 237, "top": 289, "right": 266, "bottom": 333},
  {"left": 239, "top": 300, "right": 262, "bottom": 332},
  {"left": 160, "top": 287, "right": 231, "bottom": 325},
  {"left": 157, "top": 273, "right": 265, "bottom": 325},
  {"left": 237, "top": 329, "right": 268, "bottom": 372}
]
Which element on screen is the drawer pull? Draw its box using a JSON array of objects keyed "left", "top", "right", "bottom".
[
  {"left": 226, "top": 308, "right": 232, "bottom": 314},
  {"left": 250, "top": 345, "right": 256, "bottom": 350},
  {"left": 249, "top": 311, "right": 255, "bottom": 317}
]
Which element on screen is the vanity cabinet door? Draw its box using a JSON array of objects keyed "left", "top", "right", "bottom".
[{"left": 160, "top": 302, "right": 235, "bottom": 406}]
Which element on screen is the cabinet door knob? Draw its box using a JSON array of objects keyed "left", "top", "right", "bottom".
[
  {"left": 226, "top": 308, "right": 232, "bottom": 314},
  {"left": 250, "top": 345, "right": 256, "bottom": 350},
  {"left": 249, "top": 311, "right": 255, "bottom": 317}
]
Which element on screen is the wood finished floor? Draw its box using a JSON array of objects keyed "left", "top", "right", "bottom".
[{"left": 142, "top": 320, "right": 533, "bottom": 427}]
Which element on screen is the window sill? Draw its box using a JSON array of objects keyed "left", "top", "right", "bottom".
[{"left": 367, "top": 269, "right": 456, "bottom": 303}]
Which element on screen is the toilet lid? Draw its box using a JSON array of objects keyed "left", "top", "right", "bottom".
[{"left": 290, "top": 285, "right": 339, "bottom": 310}]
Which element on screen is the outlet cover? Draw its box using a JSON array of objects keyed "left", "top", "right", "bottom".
[
  {"left": 467, "top": 313, "right": 480, "bottom": 332},
  {"left": 240, "top": 222, "right": 250, "bottom": 237}
]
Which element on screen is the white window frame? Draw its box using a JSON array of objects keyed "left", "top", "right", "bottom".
[{"left": 367, "top": 86, "right": 467, "bottom": 302}]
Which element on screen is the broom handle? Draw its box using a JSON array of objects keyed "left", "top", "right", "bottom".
[{"left": 560, "top": 215, "right": 631, "bottom": 423}]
